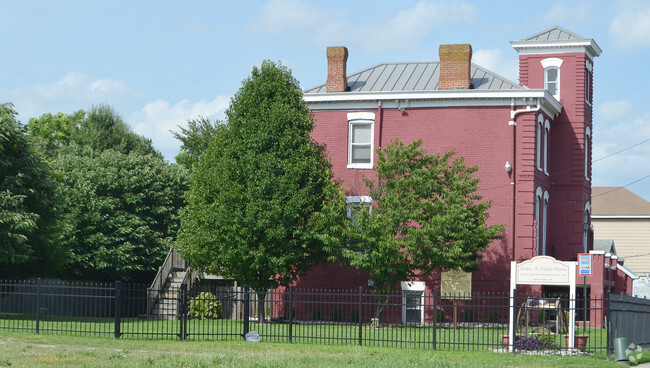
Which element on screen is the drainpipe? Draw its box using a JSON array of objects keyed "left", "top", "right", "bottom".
[
  {"left": 509, "top": 98, "right": 541, "bottom": 262},
  {"left": 377, "top": 101, "right": 383, "bottom": 148}
]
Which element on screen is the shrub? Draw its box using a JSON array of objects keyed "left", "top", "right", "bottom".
[
  {"left": 187, "top": 292, "right": 222, "bottom": 320},
  {"left": 311, "top": 309, "right": 321, "bottom": 321},
  {"left": 514, "top": 335, "right": 556, "bottom": 351},
  {"left": 330, "top": 309, "right": 342, "bottom": 322}
]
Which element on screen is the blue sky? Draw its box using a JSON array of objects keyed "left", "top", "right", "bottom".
[{"left": 2, "top": 0, "right": 650, "bottom": 201}]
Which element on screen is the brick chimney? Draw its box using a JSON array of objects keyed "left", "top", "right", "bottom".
[
  {"left": 326, "top": 46, "right": 349, "bottom": 93},
  {"left": 438, "top": 44, "right": 473, "bottom": 90}
]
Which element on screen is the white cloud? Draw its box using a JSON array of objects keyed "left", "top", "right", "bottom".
[
  {"left": 254, "top": 0, "right": 340, "bottom": 35},
  {"left": 129, "top": 96, "right": 229, "bottom": 161},
  {"left": 610, "top": 6, "right": 650, "bottom": 48},
  {"left": 472, "top": 49, "right": 519, "bottom": 83},
  {"left": 596, "top": 100, "right": 633, "bottom": 123},
  {"left": 253, "top": 0, "right": 475, "bottom": 51},
  {"left": 537, "top": 2, "right": 592, "bottom": 29},
  {"left": 0, "top": 71, "right": 141, "bottom": 122},
  {"left": 356, "top": 1, "right": 476, "bottom": 52},
  {"left": 592, "top": 114, "right": 650, "bottom": 200}
]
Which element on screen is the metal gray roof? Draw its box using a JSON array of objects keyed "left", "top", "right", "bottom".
[
  {"left": 519, "top": 26, "right": 586, "bottom": 42},
  {"left": 594, "top": 239, "right": 617, "bottom": 255},
  {"left": 304, "top": 61, "right": 523, "bottom": 94},
  {"left": 511, "top": 26, "right": 602, "bottom": 57}
]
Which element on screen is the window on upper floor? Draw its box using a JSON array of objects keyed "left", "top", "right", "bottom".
[
  {"left": 585, "top": 59, "right": 593, "bottom": 105},
  {"left": 536, "top": 115, "right": 543, "bottom": 172},
  {"left": 541, "top": 58, "right": 563, "bottom": 100},
  {"left": 544, "top": 119, "right": 550, "bottom": 175},
  {"left": 347, "top": 112, "right": 375, "bottom": 169}
]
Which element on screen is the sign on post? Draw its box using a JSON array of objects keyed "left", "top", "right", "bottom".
[{"left": 578, "top": 253, "right": 592, "bottom": 275}]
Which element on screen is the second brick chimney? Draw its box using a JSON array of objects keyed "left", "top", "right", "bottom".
[
  {"left": 326, "top": 46, "right": 349, "bottom": 93},
  {"left": 438, "top": 44, "right": 473, "bottom": 90}
]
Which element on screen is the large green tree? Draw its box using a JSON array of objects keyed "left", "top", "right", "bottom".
[
  {"left": 54, "top": 148, "right": 188, "bottom": 282},
  {"left": 171, "top": 117, "right": 223, "bottom": 171},
  {"left": 344, "top": 139, "right": 504, "bottom": 295},
  {"left": 0, "top": 103, "right": 63, "bottom": 273},
  {"left": 177, "top": 61, "right": 345, "bottom": 320},
  {"left": 24, "top": 104, "right": 186, "bottom": 281},
  {"left": 27, "top": 104, "right": 161, "bottom": 159}
]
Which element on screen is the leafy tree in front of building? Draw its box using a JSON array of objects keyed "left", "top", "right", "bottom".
[
  {"left": 177, "top": 61, "right": 346, "bottom": 321},
  {"left": 343, "top": 139, "right": 504, "bottom": 296}
]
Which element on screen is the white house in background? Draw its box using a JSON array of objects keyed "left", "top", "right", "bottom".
[{"left": 591, "top": 187, "right": 650, "bottom": 276}]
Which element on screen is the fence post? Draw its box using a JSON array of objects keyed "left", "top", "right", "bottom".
[
  {"left": 114, "top": 281, "right": 122, "bottom": 339},
  {"left": 358, "top": 286, "right": 363, "bottom": 346},
  {"left": 432, "top": 288, "right": 437, "bottom": 351},
  {"left": 243, "top": 285, "right": 250, "bottom": 338},
  {"left": 179, "top": 283, "right": 187, "bottom": 341},
  {"left": 35, "top": 278, "right": 41, "bottom": 335},
  {"left": 288, "top": 285, "right": 293, "bottom": 344},
  {"left": 606, "top": 290, "right": 611, "bottom": 361}
]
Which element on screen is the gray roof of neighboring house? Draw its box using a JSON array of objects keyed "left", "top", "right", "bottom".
[
  {"left": 594, "top": 239, "right": 616, "bottom": 255},
  {"left": 304, "top": 62, "right": 524, "bottom": 94},
  {"left": 592, "top": 187, "right": 650, "bottom": 216}
]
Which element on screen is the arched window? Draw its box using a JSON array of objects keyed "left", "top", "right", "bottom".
[
  {"left": 542, "top": 191, "right": 549, "bottom": 255},
  {"left": 536, "top": 114, "right": 543, "bottom": 171},
  {"left": 541, "top": 58, "right": 563, "bottom": 100},
  {"left": 535, "top": 187, "right": 543, "bottom": 255},
  {"left": 544, "top": 119, "right": 550, "bottom": 175}
]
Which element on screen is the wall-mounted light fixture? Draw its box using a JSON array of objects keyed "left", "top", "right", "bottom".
[{"left": 505, "top": 161, "right": 512, "bottom": 172}]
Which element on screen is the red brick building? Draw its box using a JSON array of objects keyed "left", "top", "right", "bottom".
[{"left": 293, "top": 27, "right": 633, "bottom": 305}]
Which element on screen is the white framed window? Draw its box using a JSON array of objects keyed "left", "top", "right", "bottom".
[
  {"left": 536, "top": 115, "right": 543, "bottom": 171},
  {"left": 401, "top": 281, "right": 425, "bottom": 325},
  {"left": 535, "top": 187, "right": 543, "bottom": 255},
  {"left": 585, "top": 60, "right": 593, "bottom": 105},
  {"left": 585, "top": 127, "right": 591, "bottom": 181},
  {"left": 541, "top": 58, "right": 563, "bottom": 100},
  {"left": 347, "top": 112, "right": 375, "bottom": 169},
  {"left": 346, "top": 196, "right": 372, "bottom": 252},
  {"left": 542, "top": 191, "right": 549, "bottom": 255},
  {"left": 544, "top": 119, "right": 550, "bottom": 175}
]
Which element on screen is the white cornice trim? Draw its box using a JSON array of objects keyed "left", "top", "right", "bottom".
[
  {"left": 592, "top": 215, "right": 650, "bottom": 219},
  {"left": 305, "top": 89, "right": 562, "bottom": 117},
  {"left": 510, "top": 40, "right": 602, "bottom": 59}
]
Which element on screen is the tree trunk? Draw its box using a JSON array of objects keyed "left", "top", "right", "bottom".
[{"left": 256, "top": 290, "right": 267, "bottom": 323}]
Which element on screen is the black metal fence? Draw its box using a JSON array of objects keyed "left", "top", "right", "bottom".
[{"left": 0, "top": 278, "right": 635, "bottom": 355}]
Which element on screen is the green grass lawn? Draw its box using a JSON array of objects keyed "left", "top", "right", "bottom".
[
  {"left": 0, "top": 315, "right": 609, "bottom": 353},
  {"left": 0, "top": 329, "right": 621, "bottom": 368}
]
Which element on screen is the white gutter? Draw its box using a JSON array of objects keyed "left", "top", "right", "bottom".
[{"left": 617, "top": 263, "right": 639, "bottom": 280}]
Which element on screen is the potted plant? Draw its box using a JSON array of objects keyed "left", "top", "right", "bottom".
[{"left": 565, "top": 332, "right": 589, "bottom": 352}]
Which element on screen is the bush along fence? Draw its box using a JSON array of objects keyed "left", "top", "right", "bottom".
[{"left": 0, "top": 278, "right": 640, "bottom": 356}]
